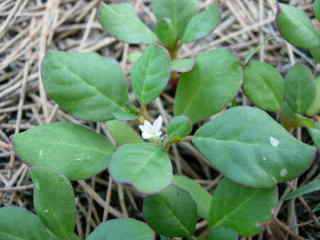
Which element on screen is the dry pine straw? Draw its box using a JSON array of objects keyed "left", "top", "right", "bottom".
[{"left": 0, "top": 0, "right": 319, "bottom": 239}]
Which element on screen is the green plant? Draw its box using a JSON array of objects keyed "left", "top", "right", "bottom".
[{"left": 2, "top": 1, "right": 320, "bottom": 240}]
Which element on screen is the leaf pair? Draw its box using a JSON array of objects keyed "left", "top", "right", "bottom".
[
  {"left": 142, "top": 175, "right": 277, "bottom": 237},
  {"left": 244, "top": 61, "right": 320, "bottom": 124},
  {"left": 99, "top": 1, "right": 221, "bottom": 47},
  {"left": 152, "top": 0, "right": 220, "bottom": 47},
  {"left": 281, "top": 64, "right": 320, "bottom": 127}
]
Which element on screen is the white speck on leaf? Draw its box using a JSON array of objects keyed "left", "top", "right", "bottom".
[
  {"left": 139, "top": 116, "right": 163, "bottom": 140},
  {"left": 39, "top": 150, "right": 43, "bottom": 157},
  {"left": 44, "top": 209, "right": 49, "bottom": 213},
  {"left": 280, "top": 168, "right": 288, "bottom": 177},
  {"left": 263, "top": 156, "right": 267, "bottom": 161},
  {"left": 270, "top": 136, "right": 280, "bottom": 147}
]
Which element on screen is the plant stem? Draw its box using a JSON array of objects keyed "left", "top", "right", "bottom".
[{"left": 140, "top": 104, "right": 152, "bottom": 121}]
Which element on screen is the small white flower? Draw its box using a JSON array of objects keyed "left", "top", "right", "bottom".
[
  {"left": 139, "top": 116, "right": 163, "bottom": 140},
  {"left": 270, "top": 136, "right": 280, "bottom": 147}
]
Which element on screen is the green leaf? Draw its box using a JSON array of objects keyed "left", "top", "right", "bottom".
[
  {"left": 309, "top": 122, "right": 320, "bottom": 146},
  {"left": 107, "top": 120, "right": 142, "bottom": 146},
  {"left": 171, "top": 58, "right": 195, "bottom": 73},
  {"left": 276, "top": 4, "right": 320, "bottom": 49},
  {"left": 151, "top": 0, "right": 198, "bottom": 39},
  {"left": 174, "top": 48, "right": 242, "bottom": 123},
  {"left": 99, "top": 3, "right": 157, "bottom": 44},
  {"left": 314, "top": 0, "right": 320, "bottom": 21},
  {"left": 110, "top": 143, "right": 173, "bottom": 193},
  {"left": 43, "top": 51, "right": 131, "bottom": 121},
  {"left": 87, "top": 218, "right": 154, "bottom": 240},
  {"left": 310, "top": 47, "right": 320, "bottom": 63},
  {"left": 284, "top": 64, "right": 316, "bottom": 114},
  {"left": 210, "top": 179, "right": 278, "bottom": 236},
  {"left": 208, "top": 227, "right": 238, "bottom": 240},
  {"left": 285, "top": 179, "right": 320, "bottom": 200},
  {"left": 143, "top": 185, "right": 197, "bottom": 237},
  {"left": 131, "top": 45, "right": 171, "bottom": 104},
  {"left": 173, "top": 175, "right": 211, "bottom": 219},
  {"left": 167, "top": 116, "right": 192, "bottom": 142},
  {"left": 31, "top": 167, "right": 76, "bottom": 240},
  {"left": 155, "top": 18, "right": 178, "bottom": 50},
  {"left": 193, "top": 106, "right": 316, "bottom": 188},
  {"left": 0, "top": 207, "right": 57, "bottom": 240},
  {"left": 244, "top": 60, "right": 284, "bottom": 112},
  {"left": 14, "top": 122, "right": 114, "bottom": 180},
  {"left": 307, "top": 76, "right": 320, "bottom": 116},
  {"left": 182, "top": 4, "right": 220, "bottom": 43}
]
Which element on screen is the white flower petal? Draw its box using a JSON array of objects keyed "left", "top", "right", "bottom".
[
  {"left": 142, "top": 131, "right": 153, "bottom": 140},
  {"left": 153, "top": 116, "right": 163, "bottom": 132},
  {"left": 144, "top": 120, "right": 153, "bottom": 130},
  {"left": 139, "top": 116, "right": 163, "bottom": 141},
  {"left": 139, "top": 125, "right": 147, "bottom": 132}
]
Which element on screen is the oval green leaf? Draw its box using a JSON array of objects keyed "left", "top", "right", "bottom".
[
  {"left": 209, "top": 178, "right": 278, "bottom": 236},
  {"left": 87, "top": 218, "right": 154, "bottom": 240},
  {"left": 131, "top": 45, "right": 171, "bottom": 104},
  {"left": 14, "top": 122, "right": 114, "bottom": 180},
  {"left": 173, "top": 175, "right": 211, "bottom": 219},
  {"left": 0, "top": 207, "right": 57, "bottom": 240},
  {"left": 143, "top": 185, "right": 197, "bottom": 237},
  {"left": 43, "top": 51, "right": 131, "bottom": 121},
  {"left": 174, "top": 48, "right": 242, "bottom": 123},
  {"left": 99, "top": 3, "right": 157, "bottom": 44},
  {"left": 31, "top": 167, "right": 76, "bottom": 240},
  {"left": 244, "top": 60, "right": 284, "bottom": 112},
  {"left": 276, "top": 4, "right": 320, "bottom": 49},
  {"left": 151, "top": 0, "right": 198, "bottom": 39},
  {"left": 193, "top": 106, "right": 316, "bottom": 188},
  {"left": 167, "top": 116, "right": 192, "bottom": 142},
  {"left": 110, "top": 143, "right": 173, "bottom": 194},
  {"left": 107, "top": 120, "right": 142, "bottom": 146},
  {"left": 284, "top": 64, "right": 316, "bottom": 114},
  {"left": 182, "top": 4, "right": 220, "bottom": 43}
]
